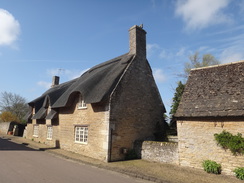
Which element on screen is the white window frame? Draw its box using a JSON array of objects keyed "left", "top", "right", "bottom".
[
  {"left": 47, "top": 126, "right": 53, "bottom": 140},
  {"left": 33, "top": 125, "right": 39, "bottom": 137},
  {"left": 77, "top": 94, "right": 87, "bottom": 109},
  {"left": 75, "top": 126, "right": 88, "bottom": 144},
  {"left": 47, "top": 105, "right": 51, "bottom": 115}
]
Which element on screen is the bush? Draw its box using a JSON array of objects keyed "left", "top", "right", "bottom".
[
  {"left": 214, "top": 131, "right": 244, "bottom": 155},
  {"left": 234, "top": 167, "right": 244, "bottom": 180},
  {"left": 202, "top": 160, "right": 221, "bottom": 174}
]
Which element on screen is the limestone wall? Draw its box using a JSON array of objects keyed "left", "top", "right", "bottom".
[
  {"left": 177, "top": 120, "right": 244, "bottom": 175},
  {"left": 0, "top": 122, "right": 10, "bottom": 134},
  {"left": 141, "top": 141, "right": 179, "bottom": 164},
  {"left": 25, "top": 123, "right": 59, "bottom": 147},
  {"left": 58, "top": 98, "right": 110, "bottom": 161},
  {"left": 109, "top": 57, "right": 166, "bottom": 161}
]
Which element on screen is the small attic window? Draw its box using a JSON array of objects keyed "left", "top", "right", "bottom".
[
  {"left": 47, "top": 105, "right": 51, "bottom": 114},
  {"left": 77, "top": 94, "right": 87, "bottom": 109}
]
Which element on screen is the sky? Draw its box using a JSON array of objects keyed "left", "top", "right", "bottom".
[{"left": 1, "top": 0, "right": 244, "bottom": 117}]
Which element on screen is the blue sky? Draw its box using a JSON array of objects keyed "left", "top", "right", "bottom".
[{"left": 1, "top": 0, "right": 244, "bottom": 116}]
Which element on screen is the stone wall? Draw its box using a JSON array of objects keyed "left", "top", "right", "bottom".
[
  {"left": 25, "top": 123, "right": 59, "bottom": 147},
  {"left": 0, "top": 122, "right": 10, "bottom": 134},
  {"left": 58, "top": 98, "right": 110, "bottom": 161},
  {"left": 141, "top": 141, "right": 179, "bottom": 164},
  {"left": 26, "top": 97, "right": 110, "bottom": 161},
  {"left": 177, "top": 119, "right": 244, "bottom": 175},
  {"left": 109, "top": 56, "right": 166, "bottom": 161}
]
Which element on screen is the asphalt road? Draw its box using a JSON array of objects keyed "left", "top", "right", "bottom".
[{"left": 0, "top": 137, "right": 150, "bottom": 183}]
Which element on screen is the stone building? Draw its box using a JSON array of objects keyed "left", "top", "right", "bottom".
[
  {"left": 25, "top": 25, "right": 166, "bottom": 162},
  {"left": 175, "top": 61, "right": 244, "bottom": 174}
]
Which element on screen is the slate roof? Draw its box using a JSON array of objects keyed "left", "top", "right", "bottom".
[
  {"left": 29, "top": 53, "right": 135, "bottom": 119},
  {"left": 175, "top": 61, "right": 244, "bottom": 118}
]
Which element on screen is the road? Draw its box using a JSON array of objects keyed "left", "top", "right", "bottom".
[{"left": 0, "top": 137, "right": 150, "bottom": 183}]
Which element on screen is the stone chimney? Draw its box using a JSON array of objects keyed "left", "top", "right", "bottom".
[
  {"left": 129, "top": 25, "right": 147, "bottom": 59},
  {"left": 51, "top": 76, "right": 59, "bottom": 87}
]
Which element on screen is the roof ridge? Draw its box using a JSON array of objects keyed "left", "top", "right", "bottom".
[{"left": 191, "top": 60, "right": 244, "bottom": 71}]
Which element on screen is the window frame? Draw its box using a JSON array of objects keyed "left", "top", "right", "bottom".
[
  {"left": 74, "top": 126, "right": 88, "bottom": 144},
  {"left": 47, "top": 105, "right": 51, "bottom": 115},
  {"left": 77, "top": 94, "right": 87, "bottom": 109},
  {"left": 33, "top": 125, "right": 39, "bottom": 137},
  {"left": 47, "top": 126, "right": 53, "bottom": 140}
]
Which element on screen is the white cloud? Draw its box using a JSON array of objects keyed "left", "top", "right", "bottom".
[
  {"left": 46, "top": 68, "right": 89, "bottom": 80},
  {"left": 159, "top": 49, "right": 168, "bottom": 59},
  {"left": 175, "top": 0, "right": 231, "bottom": 31},
  {"left": 71, "top": 68, "right": 90, "bottom": 79},
  {"left": 37, "top": 81, "right": 51, "bottom": 89},
  {"left": 176, "top": 47, "right": 186, "bottom": 57},
  {"left": 147, "top": 43, "right": 160, "bottom": 57},
  {"left": 0, "top": 9, "right": 20, "bottom": 46},
  {"left": 36, "top": 68, "right": 91, "bottom": 90},
  {"left": 238, "top": 0, "right": 244, "bottom": 14},
  {"left": 220, "top": 48, "right": 244, "bottom": 63},
  {"left": 153, "top": 68, "right": 166, "bottom": 83},
  {"left": 147, "top": 43, "right": 174, "bottom": 59}
]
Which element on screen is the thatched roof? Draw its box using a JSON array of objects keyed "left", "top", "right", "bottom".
[
  {"left": 175, "top": 61, "right": 244, "bottom": 118},
  {"left": 29, "top": 53, "right": 135, "bottom": 119},
  {"left": 52, "top": 53, "right": 134, "bottom": 108}
]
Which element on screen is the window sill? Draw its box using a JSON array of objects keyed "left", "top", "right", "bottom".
[
  {"left": 75, "top": 141, "right": 88, "bottom": 145},
  {"left": 77, "top": 107, "right": 87, "bottom": 110}
]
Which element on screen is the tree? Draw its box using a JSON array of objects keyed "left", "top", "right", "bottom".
[
  {"left": 183, "top": 52, "right": 220, "bottom": 78},
  {"left": 0, "top": 111, "right": 18, "bottom": 122},
  {"left": 0, "top": 91, "right": 29, "bottom": 123},
  {"left": 169, "top": 81, "right": 185, "bottom": 130},
  {"left": 170, "top": 81, "right": 185, "bottom": 117},
  {"left": 170, "top": 52, "right": 219, "bottom": 129}
]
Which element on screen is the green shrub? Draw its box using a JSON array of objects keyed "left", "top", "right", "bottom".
[
  {"left": 234, "top": 167, "right": 244, "bottom": 180},
  {"left": 214, "top": 131, "right": 244, "bottom": 155},
  {"left": 202, "top": 160, "right": 221, "bottom": 174}
]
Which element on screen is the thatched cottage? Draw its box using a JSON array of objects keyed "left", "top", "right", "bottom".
[{"left": 25, "top": 25, "right": 166, "bottom": 162}]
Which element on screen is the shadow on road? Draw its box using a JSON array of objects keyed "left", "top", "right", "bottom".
[{"left": 0, "top": 137, "right": 36, "bottom": 151}]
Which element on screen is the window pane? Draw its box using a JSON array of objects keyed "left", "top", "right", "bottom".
[{"left": 75, "top": 126, "right": 88, "bottom": 143}]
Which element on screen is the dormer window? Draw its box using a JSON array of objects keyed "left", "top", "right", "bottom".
[
  {"left": 47, "top": 105, "right": 51, "bottom": 114},
  {"left": 77, "top": 94, "right": 87, "bottom": 109}
]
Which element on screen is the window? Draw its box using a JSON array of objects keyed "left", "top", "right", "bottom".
[
  {"left": 75, "top": 126, "right": 88, "bottom": 144},
  {"left": 47, "top": 126, "right": 53, "bottom": 140},
  {"left": 47, "top": 105, "right": 51, "bottom": 115},
  {"left": 33, "top": 125, "right": 39, "bottom": 137},
  {"left": 77, "top": 94, "right": 87, "bottom": 109}
]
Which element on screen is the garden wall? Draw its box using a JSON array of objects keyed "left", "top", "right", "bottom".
[
  {"left": 135, "top": 141, "right": 179, "bottom": 164},
  {"left": 0, "top": 122, "right": 10, "bottom": 134},
  {"left": 177, "top": 120, "right": 244, "bottom": 175}
]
